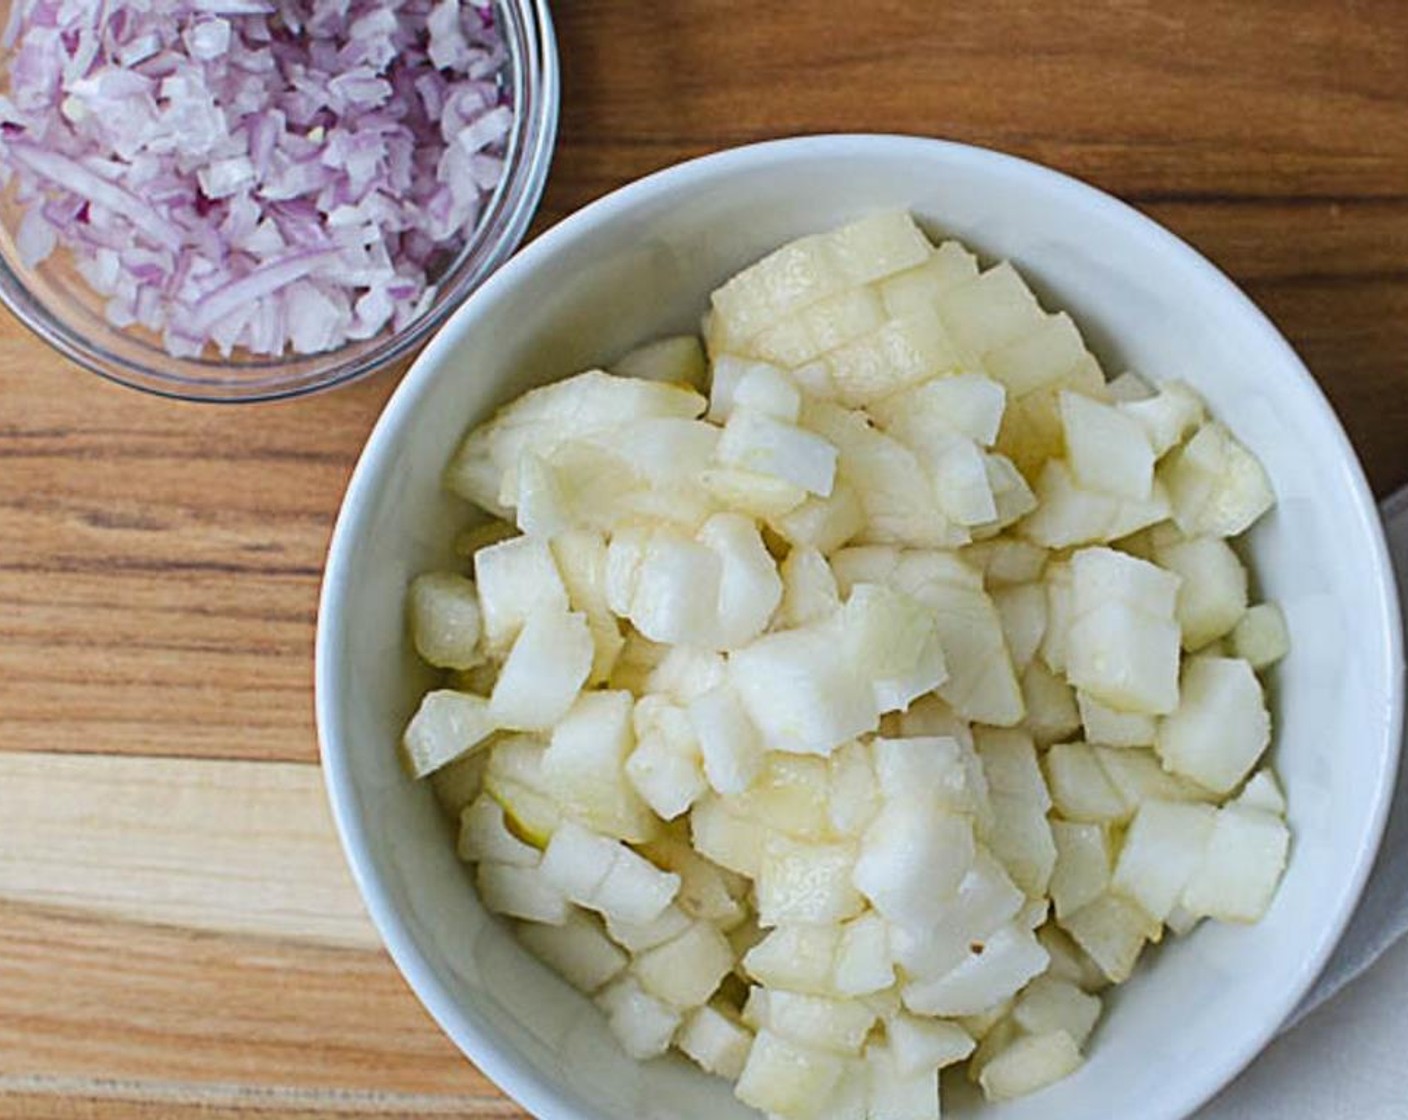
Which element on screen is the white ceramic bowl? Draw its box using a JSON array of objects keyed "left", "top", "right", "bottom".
[{"left": 316, "top": 135, "right": 1404, "bottom": 1120}]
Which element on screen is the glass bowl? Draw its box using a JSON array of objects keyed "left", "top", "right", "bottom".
[{"left": 0, "top": 0, "right": 559, "bottom": 402}]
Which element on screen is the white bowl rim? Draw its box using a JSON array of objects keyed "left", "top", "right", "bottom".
[{"left": 316, "top": 133, "right": 1405, "bottom": 1120}]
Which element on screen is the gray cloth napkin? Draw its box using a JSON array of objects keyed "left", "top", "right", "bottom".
[{"left": 1283, "top": 486, "right": 1408, "bottom": 1030}]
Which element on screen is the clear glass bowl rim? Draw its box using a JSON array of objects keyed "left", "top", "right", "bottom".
[{"left": 0, "top": 0, "right": 560, "bottom": 403}]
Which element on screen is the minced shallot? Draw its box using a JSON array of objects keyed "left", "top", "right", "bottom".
[{"left": 0, "top": 0, "right": 513, "bottom": 358}]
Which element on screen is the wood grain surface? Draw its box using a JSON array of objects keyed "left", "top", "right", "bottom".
[{"left": 1, "top": 2, "right": 1406, "bottom": 1117}]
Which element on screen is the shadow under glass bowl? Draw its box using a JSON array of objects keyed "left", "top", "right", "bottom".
[{"left": 0, "top": 0, "right": 558, "bottom": 403}]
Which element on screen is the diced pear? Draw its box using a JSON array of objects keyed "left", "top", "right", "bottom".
[
  {"left": 517, "top": 910, "right": 627, "bottom": 993},
  {"left": 873, "top": 736, "right": 984, "bottom": 815},
  {"left": 731, "top": 362, "right": 803, "bottom": 421},
  {"left": 542, "top": 691, "right": 656, "bottom": 842},
  {"left": 623, "top": 529, "right": 722, "bottom": 647},
  {"left": 1039, "top": 560, "right": 1073, "bottom": 674},
  {"left": 689, "top": 683, "right": 765, "bottom": 796},
  {"left": 605, "top": 627, "right": 670, "bottom": 696},
  {"left": 977, "top": 454, "right": 1040, "bottom": 535},
  {"left": 761, "top": 990, "right": 877, "bottom": 1056},
  {"left": 1161, "top": 421, "right": 1274, "bottom": 537},
  {"left": 834, "top": 911, "right": 894, "bottom": 996},
  {"left": 1066, "top": 599, "right": 1181, "bottom": 717},
  {"left": 691, "top": 796, "right": 766, "bottom": 878},
  {"left": 711, "top": 236, "right": 849, "bottom": 347},
  {"left": 749, "top": 286, "right": 888, "bottom": 368},
  {"left": 985, "top": 312, "right": 1090, "bottom": 398},
  {"left": 1154, "top": 535, "right": 1248, "bottom": 650},
  {"left": 854, "top": 796, "right": 975, "bottom": 927},
  {"left": 458, "top": 793, "right": 540, "bottom": 867},
  {"left": 892, "top": 565, "right": 1023, "bottom": 727},
  {"left": 483, "top": 735, "right": 561, "bottom": 846},
  {"left": 699, "top": 512, "right": 784, "bottom": 649},
  {"left": 823, "top": 311, "right": 964, "bottom": 408},
  {"left": 803, "top": 401, "right": 967, "bottom": 550},
  {"left": 539, "top": 819, "right": 621, "bottom": 906},
  {"left": 887, "top": 1012, "right": 975, "bottom": 1073},
  {"left": 605, "top": 903, "right": 692, "bottom": 953},
  {"left": 728, "top": 620, "right": 879, "bottom": 756},
  {"left": 637, "top": 835, "right": 746, "bottom": 928},
  {"left": 1112, "top": 800, "right": 1217, "bottom": 921},
  {"left": 828, "top": 211, "right": 935, "bottom": 284},
  {"left": 603, "top": 525, "right": 650, "bottom": 618},
  {"left": 488, "top": 609, "right": 593, "bottom": 730},
  {"left": 976, "top": 728, "right": 1049, "bottom": 808},
  {"left": 613, "top": 333, "right": 708, "bottom": 387},
  {"left": 828, "top": 740, "right": 883, "bottom": 838},
  {"left": 842, "top": 583, "right": 949, "bottom": 713},
  {"left": 978, "top": 1030, "right": 1083, "bottom": 1103},
  {"left": 1021, "top": 459, "right": 1170, "bottom": 548},
  {"left": 829, "top": 545, "right": 901, "bottom": 592},
  {"left": 402, "top": 689, "right": 496, "bottom": 778},
  {"left": 678, "top": 1004, "right": 753, "bottom": 1079},
  {"left": 634, "top": 921, "right": 735, "bottom": 1008},
  {"left": 1036, "top": 923, "right": 1109, "bottom": 993},
  {"left": 1021, "top": 661, "right": 1081, "bottom": 746},
  {"left": 1236, "top": 768, "right": 1288, "bottom": 815},
  {"left": 1049, "top": 820, "right": 1112, "bottom": 920},
  {"left": 866, "top": 1043, "right": 940, "bottom": 1120},
  {"left": 593, "top": 843, "right": 684, "bottom": 926},
  {"left": 735, "top": 1028, "right": 845, "bottom": 1120},
  {"left": 966, "top": 1015, "right": 1021, "bottom": 1083},
  {"left": 1232, "top": 602, "right": 1290, "bottom": 670},
  {"left": 735, "top": 754, "right": 834, "bottom": 840},
  {"left": 995, "top": 384, "right": 1066, "bottom": 480},
  {"left": 1060, "top": 893, "right": 1158, "bottom": 984},
  {"left": 1181, "top": 805, "right": 1289, "bottom": 923},
  {"left": 1060, "top": 390, "right": 1155, "bottom": 501},
  {"left": 890, "top": 849, "right": 1025, "bottom": 983},
  {"left": 937, "top": 262, "right": 1045, "bottom": 357},
  {"left": 718, "top": 407, "right": 838, "bottom": 496},
  {"left": 877, "top": 238, "right": 981, "bottom": 318},
  {"left": 1013, "top": 975, "right": 1101, "bottom": 1047},
  {"left": 446, "top": 371, "right": 705, "bottom": 516},
  {"left": 477, "top": 862, "right": 570, "bottom": 925},
  {"left": 1118, "top": 379, "right": 1205, "bottom": 457},
  {"left": 700, "top": 466, "right": 808, "bottom": 521},
  {"left": 627, "top": 696, "right": 707, "bottom": 820},
  {"left": 1071, "top": 545, "right": 1179, "bottom": 618},
  {"left": 993, "top": 583, "right": 1048, "bottom": 672},
  {"left": 596, "top": 974, "right": 683, "bottom": 1059},
  {"left": 963, "top": 538, "right": 1048, "bottom": 587},
  {"left": 743, "top": 924, "right": 842, "bottom": 994},
  {"left": 987, "top": 789, "right": 1058, "bottom": 898},
  {"left": 408, "top": 572, "right": 483, "bottom": 670},
  {"left": 1156, "top": 655, "right": 1270, "bottom": 794},
  {"left": 869, "top": 372, "right": 1007, "bottom": 447},
  {"left": 901, "top": 922, "right": 1049, "bottom": 1017},
  {"left": 772, "top": 480, "right": 867, "bottom": 554},
  {"left": 550, "top": 529, "right": 625, "bottom": 684},
  {"left": 645, "top": 647, "right": 726, "bottom": 704},
  {"left": 1077, "top": 690, "right": 1155, "bottom": 748},
  {"left": 780, "top": 546, "right": 842, "bottom": 628},
  {"left": 710, "top": 355, "right": 781, "bottom": 422},
  {"left": 1093, "top": 747, "right": 1211, "bottom": 814},
  {"left": 434, "top": 749, "right": 489, "bottom": 818},
  {"left": 923, "top": 432, "right": 999, "bottom": 527},
  {"left": 1044, "top": 743, "right": 1126, "bottom": 823},
  {"left": 759, "top": 834, "right": 864, "bottom": 925},
  {"left": 473, "top": 535, "right": 569, "bottom": 655}
]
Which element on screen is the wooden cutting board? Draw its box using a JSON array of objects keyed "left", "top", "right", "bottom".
[{"left": 2, "top": 2, "right": 1406, "bottom": 1117}]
